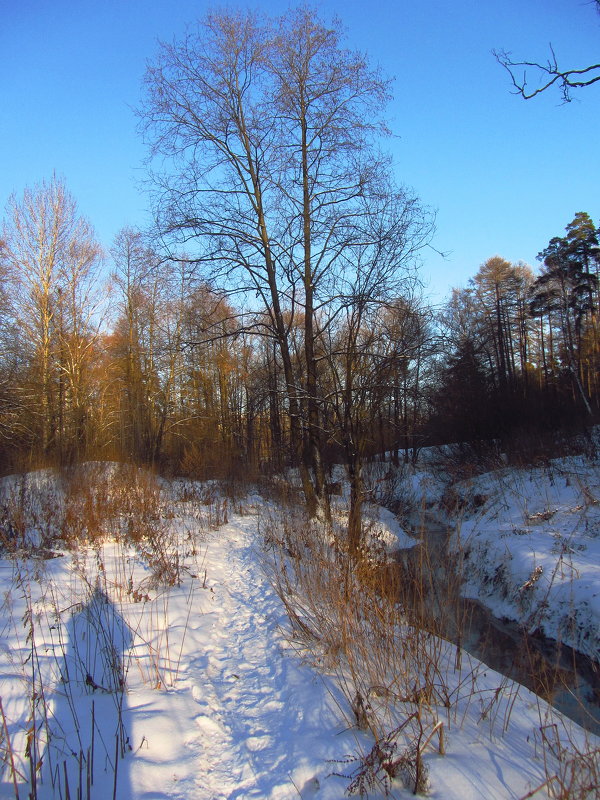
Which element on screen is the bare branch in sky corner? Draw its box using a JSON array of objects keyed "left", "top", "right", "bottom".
[
  {"left": 494, "top": 1, "right": 600, "bottom": 102},
  {"left": 493, "top": 46, "right": 600, "bottom": 102}
]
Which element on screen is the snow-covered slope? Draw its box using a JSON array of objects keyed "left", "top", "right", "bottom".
[{"left": 443, "top": 457, "right": 600, "bottom": 661}]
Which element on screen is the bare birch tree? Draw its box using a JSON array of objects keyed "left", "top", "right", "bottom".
[{"left": 1, "top": 175, "right": 103, "bottom": 462}]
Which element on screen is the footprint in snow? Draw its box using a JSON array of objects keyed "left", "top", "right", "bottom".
[
  {"left": 191, "top": 683, "right": 207, "bottom": 704},
  {"left": 195, "top": 713, "right": 226, "bottom": 736},
  {"left": 245, "top": 734, "right": 272, "bottom": 752},
  {"left": 299, "top": 776, "right": 321, "bottom": 797}
]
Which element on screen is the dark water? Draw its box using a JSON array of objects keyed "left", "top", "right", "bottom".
[
  {"left": 394, "top": 520, "right": 600, "bottom": 735},
  {"left": 458, "top": 596, "right": 600, "bottom": 734}
]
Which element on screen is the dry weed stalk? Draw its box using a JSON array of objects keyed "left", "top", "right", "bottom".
[
  {"left": 520, "top": 723, "right": 600, "bottom": 799},
  {"left": 261, "top": 501, "right": 458, "bottom": 795}
]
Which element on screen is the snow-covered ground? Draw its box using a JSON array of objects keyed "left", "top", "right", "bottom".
[
  {"left": 0, "top": 465, "right": 598, "bottom": 799},
  {"left": 430, "top": 455, "right": 600, "bottom": 663}
]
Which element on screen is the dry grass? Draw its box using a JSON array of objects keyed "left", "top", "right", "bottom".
[
  {"left": 520, "top": 723, "right": 600, "bottom": 799},
  {"left": 260, "top": 488, "right": 600, "bottom": 798},
  {"left": 260, "top": 501, "right": 456, "bottom": 795},
  {"left": 0, "top": 461, "right": 218, "bottom": 799}
]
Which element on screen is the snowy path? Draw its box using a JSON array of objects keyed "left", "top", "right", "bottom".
[
  {"left": 125, "top": 515, "right": 348, "bottom": 800},
  {"left": 184, "top": 518, "right": 318, "bottom": 798}
]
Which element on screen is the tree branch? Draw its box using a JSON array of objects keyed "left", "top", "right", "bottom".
[{"left": 494, "top": 45, "right": 600, "bottom": 102}]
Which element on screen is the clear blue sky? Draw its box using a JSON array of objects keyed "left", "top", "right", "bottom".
[{"left": 1, "top": 0, "right": 598, "bottom": 304}]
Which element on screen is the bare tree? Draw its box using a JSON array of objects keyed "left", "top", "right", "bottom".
[
  {"left": 494, "top": 1, "right": 600, "bottom": 101},
  {"left": 267, "top": 8, "right": 394, "bottom": 512},
  {"left": 141, "top": 9, "right": 320, "bottom": 513},
  {"left": 317, "top": 190, "right": 431, "bottom": 548},
  {"left": 111, "top": 227, "right": 161, "bottom": 460},
  {"left": 1, "top": 175, "right": 103, "bottom": 462},
  {"left": 140, "top": 7, "right": 433, "bottom": 531}
]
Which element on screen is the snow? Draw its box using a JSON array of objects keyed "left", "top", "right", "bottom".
[
  {"left": 0, "top": 465, "right": 598, "bottom": 799},
  {"left": 371, "top": 448, "right": 600, "bottom": 668},
  {"left": 440, "top": 457, "right": 600, "bottom": 661}
]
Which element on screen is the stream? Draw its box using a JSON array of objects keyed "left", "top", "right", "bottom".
[{"left": 394, "top": 516, "right": 600, "bottom": 736}]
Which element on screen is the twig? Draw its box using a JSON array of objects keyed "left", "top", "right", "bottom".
[{"left": 0, "top": 696, "right": 21, "bottom": 800}]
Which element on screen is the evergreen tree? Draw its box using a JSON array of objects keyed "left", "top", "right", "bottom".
[{"left": 529, "top": 215, "right": 598, "bottom": 414}]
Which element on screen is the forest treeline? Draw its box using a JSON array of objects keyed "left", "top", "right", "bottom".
[
  {"left": 0, "top": 9, "right": 598, "bottom": 546},
  {"left": 1, "top": 178, "right": 598, "bottom": 473}
]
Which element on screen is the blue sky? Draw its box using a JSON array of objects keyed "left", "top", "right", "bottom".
[{"left": 1, "top": 0, "right": 598, "bottom": 304}]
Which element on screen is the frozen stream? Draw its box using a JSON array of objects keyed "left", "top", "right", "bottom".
[{"left": 394, "top": 517, "right": 600, "bottom": 735}]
